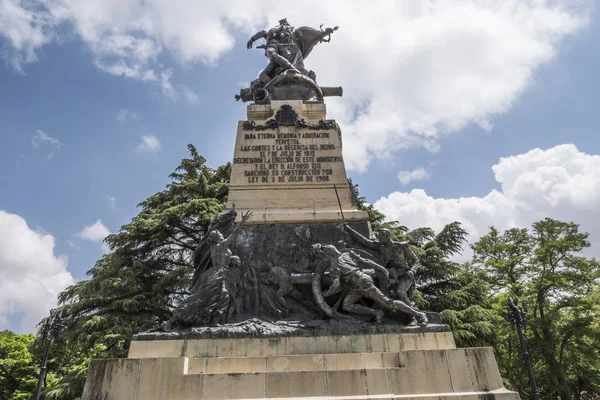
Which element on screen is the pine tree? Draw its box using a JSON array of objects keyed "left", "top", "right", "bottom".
[{"left": 55, "top": 145, "right": 230, "bottom": 356}]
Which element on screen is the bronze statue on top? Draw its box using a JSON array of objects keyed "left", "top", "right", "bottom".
[
  {"left": 236, "top": 18, "right": 342, "bottom": 103},
  {"left": 246, "top": 18, "right": 336, "bottom": 86}
]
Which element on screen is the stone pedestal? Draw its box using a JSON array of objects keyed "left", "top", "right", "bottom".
[
  {"left": 81, "top": 98, "right": 519, "bottom": 399},
  {"left": 82, "top": 325, "right": 519, "bottom": 399},
  {"left": 226, "top": 100, "right": 369, "bottom": 224}
]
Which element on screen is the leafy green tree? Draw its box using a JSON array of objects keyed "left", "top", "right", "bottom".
[
  {"left": 0, "top": 330, "right": 37, "bottom": 400},
  {"left": 472, "top": 218, "right": 600, "bottom": 400},
  {"left": 39, "top": 342, "right": 105, "bottom": 400}
]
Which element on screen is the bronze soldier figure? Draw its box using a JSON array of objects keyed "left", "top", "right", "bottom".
[
  {"left": 312, "top": 244, "right": 427, "bottom": 326},
  {"left": 344, "top": 224, "right": 420, "bottom": 307}
]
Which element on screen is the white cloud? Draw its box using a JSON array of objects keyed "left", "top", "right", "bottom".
[
  {"left": 159, "top": 69, "right": 176, "bottom": 99},
  {"left": 1, "top": 1, "right": 588, "bottom": 156},
  {"left": 398, "top": 168, "right": 430, "bottom": 185},
  {"left": 32, "top": 129, "right": 60, "bottom": 148},
  {"left": 315, "top": 2, "right": 587, "bottom": 171},
  {"left": 77, "top": 219, "right": 110, "bottom": 242},
  {"left": 96, "top": 61, "right": 158, "bottom": 82},
  {"left": 0, "top": 210, "right": 74, "bottom": 333},
  {"left": 183, "top": 87, "right": 200, "bottom": 105},
  {"left": 0, "top": 0, "right": 54, "bottom": 71},
  {"left": 77, "top": 220, "right": 111, "bottom": 254},
  {"left": 136, "top": 135, "right": 162, "bottom": 152},
  {"left": 116, "top": 108, "right": 139, "bottom": 123},
  {"left": 374, "top": 144, "right": 600, "bottom": 259}
]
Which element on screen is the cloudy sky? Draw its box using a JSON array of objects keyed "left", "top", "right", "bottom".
[{"left": 1, "top": 0, "right": 599, "bottom": 333}]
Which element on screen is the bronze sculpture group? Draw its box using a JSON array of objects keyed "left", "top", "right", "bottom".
[
  {"left": 311, "top": 240, "right": 427, "bottom": 325},
  {"left": 169, "top": 211, "right": 428, "bottom": 329}
]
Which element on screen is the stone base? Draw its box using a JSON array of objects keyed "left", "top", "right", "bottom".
[
  {"left": 82, "top": 329, "right": 520, "bottom": 399},
  {"left": 230, "top": 205, "right": 369, "bottom": 225}
]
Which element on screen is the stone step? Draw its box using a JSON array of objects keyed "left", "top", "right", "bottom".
[
  {"left": 192, "top": 348, "right": 509, "bottom": 398},
  {"left": 187, "top": 352, "right": 402, "bottom": 374},
  {"left": 129, "top": 331, "right": 456, "bottom": 358},
  {"left": 83, "top": 347, "right": 519, "bottom": 399},
  {"left": 264, "top": 389, "right": 520, "bottom": 400}
]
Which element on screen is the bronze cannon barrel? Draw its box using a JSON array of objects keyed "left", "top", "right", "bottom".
[{"left": 320, "top": 86, "right": 343, "bottom": 97}]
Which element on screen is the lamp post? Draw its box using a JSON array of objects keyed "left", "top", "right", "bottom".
[
  {"left": 34, "top": 310, "right": 62, "bottom": 400},
  {"left": 507, "top": 298, "right": 540, "bottom": 400}
]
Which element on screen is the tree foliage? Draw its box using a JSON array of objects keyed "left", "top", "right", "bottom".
[
  {"left": 55, "top": 145, "right": 230, "bottom": 357},
  {"left": 0, "top": 331, "right": 37, "bottom": 400},
  {"left": 473, "top": 219, "right": 600, "bottom": 399}
]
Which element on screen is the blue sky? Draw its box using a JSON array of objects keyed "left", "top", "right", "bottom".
[{"left": 1, "top": 0, "right": 599, "bottom": 333}]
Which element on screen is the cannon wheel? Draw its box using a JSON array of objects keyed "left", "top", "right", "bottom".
[{"left": 311, "top": 260, "right": 355, "bottom": 321}]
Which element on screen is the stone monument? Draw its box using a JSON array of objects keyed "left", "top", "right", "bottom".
[{"left": 82, "top": 19, "right": 520, "bottom": 399}]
